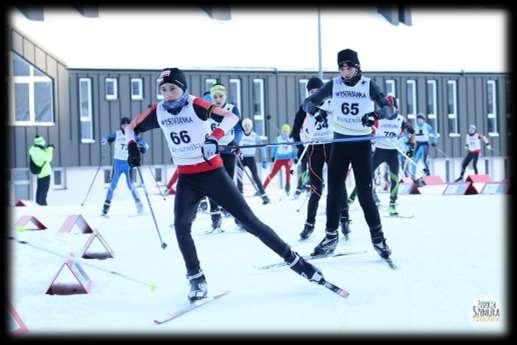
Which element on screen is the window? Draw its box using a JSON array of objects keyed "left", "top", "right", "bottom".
[
  {"left": 53, "top": 168, "right": 65, "bottom": 189},
  {"left": 298, "top": 79, "right": 308, "bottom": 104},
  {"left": 105, "top": 78, "right": 118, "bottom": 100},
  {"left": 486, "top": 80, "right": 498, "bottom": 136},
  {"left": 156, "top": 79, "right": 164, "bottom": 100},
  {"left": 447, "top": 80, "right": 459, "bottom": 136},
  {"left": 406, "top": 80, "right": 417, "bottom": 124},
  {"left": 229, "top": 79, "right": 241, "bottom": 111},
  {"left": 9, "top": 52, "right": 55, "bottom": 125},
  {"left": 205, "top": 78, "right": 217, "bottom": 92},
  {"left": 131, "top": 78, "right": 143, "bottom": 100},
  {"left": 252, "top": 79, "right": 265, "bottom": 137},
  {"left": 385, "top": 79, "right": 396, "bottom": 97},
  {"left": 426, "top": 80, "right": 438, "bottom": 133},
  {"left": 79, "top": 78, "right": 94, "bottom": 143}
]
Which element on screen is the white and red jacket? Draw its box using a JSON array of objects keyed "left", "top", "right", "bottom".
[
  {"left": 126, "top": 95, "right": 239, "bottom": 174},
  {"left": 465, "top": 132, "right": 488, "bottom": 153}
]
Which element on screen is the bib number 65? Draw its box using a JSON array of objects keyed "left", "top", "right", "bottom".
[{"left": 341, "top": 102, "right": 359, "bottom": 115}]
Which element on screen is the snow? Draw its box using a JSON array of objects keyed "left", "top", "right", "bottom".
[
  {"left": 9, "top": 181, "right": 507, "bottom": 336},
  {"left": 10, "top": 7, "right": 507, "bottom": 72}
]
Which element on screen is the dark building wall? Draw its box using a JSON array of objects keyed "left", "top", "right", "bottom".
[{"left": 8, "top": 27, "right": 509, "bottom": 169}]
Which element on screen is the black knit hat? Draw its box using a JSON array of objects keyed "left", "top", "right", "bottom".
[
  {"left": 120, "top": 117, "right": 131, "bottom": 125},
  {"left": 306, "top": 77, "right": 323, "bottom": 92},
  {"left": 158, "top": 67, "right": 187, "bottom": 91},
  {"left": 337, "top": 49, "right": 360, "bottom": 68}
]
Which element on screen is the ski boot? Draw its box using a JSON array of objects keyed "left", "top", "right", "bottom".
[
  {"left": 261, "top": 194, "right": 271, "bottom": 205},
  {"left": 299, "top": 222, "right": 314, "bottom": 240},
  {"left": 285, "top": 250, "right": 324, "bottom": 284},
  {"left": 186, "top": 269, "right": 208, "bottom": 302},
  {"left": 339, "top": 217, "right": 351, "bottom": 240},
  {"left": 198, "top": 198, "right": 208, "bottom": 212},
  {"left": 209, "top": 212, "right": 223, "bottom": 233},
  {"left": 370, "top": 226, "right": 392, "bottom": 259},
  {"left": 311, "top": 229, "right": 338, "bottom": 256},
  {"left": 101, "top": 201, "right": 110, "bottom": 217},
  {"left": 293, "top": 188, "right": 303, "bottom": 199},
  {"left": 388, "top": 202, "right": 398, "bottom": 216}
]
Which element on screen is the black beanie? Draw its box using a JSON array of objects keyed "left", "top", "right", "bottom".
[
  {"left": 306, "top": 77, "right": 323, "bottom": 92},
  {"left": 120, "top": 117, "right": 131, "bottom": 125},
  {"left": 158, "top": 67, "right": 187, "bottom": 91},
  {"left": 337, "top": 49, "right": 360, "bottom": 68}
]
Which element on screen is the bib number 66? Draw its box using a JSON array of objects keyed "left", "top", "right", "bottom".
[{"left": 170, "top": 130, "right": 191, "bottom": 144}]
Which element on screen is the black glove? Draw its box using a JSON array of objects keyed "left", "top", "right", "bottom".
[
  {"left": 314, "top": 109, "right": 328, "bottom": 123},
  {"left": 201, "top": 135, "right": 219, "bottom": 162},
  {"left": 361, "top": 111, "right": 378, "bottom": 127},
  {"left": 406, "top": 146, "right": 415, "bottom": 158},
  {"left": 431, "top": 142, "right": 437, "bottom": 147},
  {"left": 138, "top": 146, "right": 146, "bottom": 154},
  {"left": 127, "top": 141, "right": 141, "bottom": 167},
  {"left": 47, "top": 144, "right": 55, "bottom": 149},
  {"left": 293, "top": 158, "right": 298, "bottom": 164},
  {"left": 271, "top": 157, "right": 275, "bottom": 163}
]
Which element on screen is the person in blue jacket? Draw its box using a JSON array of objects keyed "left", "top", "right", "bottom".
[
  {"left": 100, "top": 117, "right": 148, "bottom": 217},
  {"left": 412, "top": 113, "right": 438, "bottom": 177}
]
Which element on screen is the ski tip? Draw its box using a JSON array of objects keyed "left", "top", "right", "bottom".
[{"left": 338, "top": 289, "right": 350, "bottom": 298}]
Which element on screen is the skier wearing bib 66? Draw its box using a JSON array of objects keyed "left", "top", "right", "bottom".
[{"left": 125, "top": 67, "right": 339, "bottom": 302}]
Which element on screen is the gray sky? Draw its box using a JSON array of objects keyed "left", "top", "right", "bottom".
[{"left": 10, "top": 7, "right": 507, "bottom": 72}]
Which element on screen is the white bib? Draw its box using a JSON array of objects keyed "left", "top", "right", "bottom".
[
  {"left": 374, "top": 114, "right": 404, "bottom": 150},
  {"left": 208, "top": 103, "right": 236, "bottom": 145},
  {"left": 466, "top": 133, "right": 482, "bottom": 151},
  {"left": 156, "top": 96, "right": 212, "bottom": 165},
  {"left": 330, "top": 76, "right": 374, "bottom": 135},
  {"left": 113, "top": 130, "right": 129, "bottom": 160},
  {"left": 239, "top": 131, "right": 259, "bottom": 157}
]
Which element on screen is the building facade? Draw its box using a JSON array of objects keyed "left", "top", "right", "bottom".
[{"left": 8, "top": 28, "right": 511, "bottom": 205}]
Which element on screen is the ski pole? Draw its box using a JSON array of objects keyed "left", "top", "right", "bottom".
[
  {"left": 289, "top": 141, "right": 311, "bottom": 175},
  {"left": 387, "top": 139, "right": 427, "bottom": 179},
  {"left": 8, "top": 236, "right": 158, "bottom": 291},
  {"left": 296, "top": 189, "right": 311, "bottom": 213},
  {"left": 81, "top": 144, "right": 106, "bottom": 206},
  {"left": 433, "top": 145, "right": 450, "bottom": 158},
  {"left": 136, "top": 166, "right": 167, "bottom": 249},
  {"left": 148, "top": 166, "right": 166, "bottom": 201},
  {"left": 235, "top": 155, "right": 260, "bottom": 194}
]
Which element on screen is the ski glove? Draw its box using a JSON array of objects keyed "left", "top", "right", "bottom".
[
  {"left": 406, "top": 146, "right": 414, "bottom": 158},
  {"left": 486, "top": 143, "right": 492, "bottom": 151},
  {"left": 101, "top": 138, "right": 108, "bottom": 145},
  {"left": 361, "top": 111, "right": 378, "bottom": 127},
  {"left": 314, "top": 109, "right": 328, "bottom": 123},
  {"left": 201, "top": 135, "right": 219, "bottom": 162},
  {"left": 128, "top": 141, "right": 141, "bottom": 167},
  {"left": 464, "top": 144, "right": 470, "bottom": 151},
  {"left": 431, "top": 142, "right": 437, "bottom": 147}
]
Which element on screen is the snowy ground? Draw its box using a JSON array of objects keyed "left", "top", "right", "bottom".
[{"left": 9, "top": 180, "right": 508, "bottom": 337}]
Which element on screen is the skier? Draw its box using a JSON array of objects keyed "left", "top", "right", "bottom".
[
  {"left": 100, "top": 117, "right": 148, "bottom": 217},
  {"left": 411, "top": 113, "right": 438, "bottom": 177},
  {"left": 236, "top": 118, "right": 271, "bottom": 205},
  {"left": 125, "top": 67, "right": 326, "bottom": 301},
  {"left": 206, "top": 81, "right": 243, "bottom": 232},
  {"left": 369, "top": 95, "right": 415, "bottom": 215},
  {"left": 454, "top": 124, "right": 491, "bottom": 182},
  {"left": 298, "top": 77, "right": 351, "bottom": 240},
  {"left": 263, "top": 124, "right": 298, "bottom": 195},
  {"left": 303, "top": 49, "right": 396, "bottom": 260}
]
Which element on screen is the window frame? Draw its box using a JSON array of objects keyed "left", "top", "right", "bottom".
[
  {"left": 252, "top": 78, "right": 265, "bottom": 137},
  {"left": 9, "top": 51, "right": 55, "bottom": 126},
  {"left": 156, "top": 79, "right": 164, "bottom": 100},
  {"left": 385, "top": 79, "right": 396, "bottom": 97},
  {"left": 426, "top": 79, "right": 439, "bottom": 134},
  {"left": 130, "top": 78, "right": 144, "bottom": 100},
  {"left": 105, "top": 77, "right": 118, "bottom": 100},
  {"left": 52, "top": 167, "right": 66, "bottom": 190},
  {"left": 447, "top": 80, "right": 460, "bottom": 137},
  {"left": 79, "top": 77, "right": 95, "bottom": 143},
  {"left": 406, "top": 80, "right": 417, "bottom": 122},
  {"left": 11, "top": 168, "right": 32, "bottom": 203},
  {"left": 486, "top": 80, "right": 499, "bottom": 137},
  {"left": 298, "top": 79, "right": 309, "bottom": 104},
  {"left": 229, "top": 78, "right": 242, "bottom": 111}
]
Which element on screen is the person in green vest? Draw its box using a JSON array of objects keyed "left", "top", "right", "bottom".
[{"left": 28, "top": 135, "right": 54, "bottom": 205}]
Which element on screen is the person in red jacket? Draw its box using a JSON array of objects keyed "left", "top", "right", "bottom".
[{"left": 125, "top": 67, "right": 327, "bottom": 302}]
